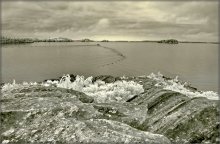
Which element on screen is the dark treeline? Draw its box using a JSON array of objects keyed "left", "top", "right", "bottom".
[
  {"left": 1, "top": 37, "right": 100, "bottom": 44},
  {"left": 1, "top": 37, "right": 34, "bottom": 44},
  {"left": 0, "top": 37, "right": 75, "bottom": 44},
  {"left": 0, "top": 37, "right": 105, "bottom": 44},
  {"left": 35, "top": 38, "right": 73, "bottom": 42}
]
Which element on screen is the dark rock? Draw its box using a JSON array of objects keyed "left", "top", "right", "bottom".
[
  {"left": 126, "top": 95, "right": 139, "bottom": 102},
  {"left": 69, "top": 74, "right": 77, "bottom": 82},
  {"left": 184, "top": 85, "right": 197, "bottom": 91},
  {"left": 58, "top": 74, "right": 76, "bottom": 82},
  {"left": 43, "top": 78, "right": 60, "bottom": 82},
  {"left": 92, "top": 75, "right": 121, "bottom": 83}
]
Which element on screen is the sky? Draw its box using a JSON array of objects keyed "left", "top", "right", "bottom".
[{"left": 2, "top": 1, "right": 219, "bottom": 42}]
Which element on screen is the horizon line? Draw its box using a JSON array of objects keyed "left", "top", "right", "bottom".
[{"left": 1, "top": 36, "right": 219, "bottom": 43}]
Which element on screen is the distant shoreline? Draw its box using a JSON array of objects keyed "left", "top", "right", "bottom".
[
  {"left": 1, "top": 37, "right": 219, "bottom": 44},
  {"left": 1, "top": 41, "right": 218, "bottom": 45}
]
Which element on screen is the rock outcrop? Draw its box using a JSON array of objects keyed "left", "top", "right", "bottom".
[{"left": 1, "top": 75, "right": 219, "bottom": 144}]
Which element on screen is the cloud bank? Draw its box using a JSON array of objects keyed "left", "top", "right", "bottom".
[{"left": 2, "top": 1, "right": 219, "bottom": 42}]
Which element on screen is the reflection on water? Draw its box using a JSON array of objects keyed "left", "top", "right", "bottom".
[{"left": 2, "top": 42, "right": 218, "bottom": 91}]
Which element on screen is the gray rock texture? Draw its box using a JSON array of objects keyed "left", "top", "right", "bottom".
[{"left": 1, "top": 75, "right": 219, "bottom": 144}]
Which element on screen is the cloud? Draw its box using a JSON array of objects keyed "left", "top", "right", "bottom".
[
  {"left": 97, "top": 18, "right": 110, "bottom": 28},
  {"left": 2, "top": 1, "right": 219, "bottom": 42}
]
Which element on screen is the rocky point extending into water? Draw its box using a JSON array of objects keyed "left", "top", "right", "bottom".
[{"left": 1, "top": 74, "right": 219, "bottom": 144}]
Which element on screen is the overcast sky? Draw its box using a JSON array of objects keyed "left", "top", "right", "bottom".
[{"left": 2, "top": 1, "right": 219, "bottom": 42}]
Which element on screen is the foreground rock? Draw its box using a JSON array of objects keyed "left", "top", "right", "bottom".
[
  {"left": 1, "top": 75, "right": 219, "bottom": 143},
  {"left": 1, "top": 85, "right": 170, "bottom": 144},
  {"left": 129, "top": 77, "right": 219, "bottom": 143}
]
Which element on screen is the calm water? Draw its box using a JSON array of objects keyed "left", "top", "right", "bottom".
[{"left": 1, "top": 42, "right": 218, "bottom": 92}]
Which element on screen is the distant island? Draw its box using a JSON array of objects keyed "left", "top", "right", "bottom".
[
  {"left": 80, "top": 38, "right": 94, "bottom": 42},
  {"left": 101, "top": 40, "right": 109, "bottom": 42},
  {"left": 158, "top": 39, "right": 178, "bottom": 44}
]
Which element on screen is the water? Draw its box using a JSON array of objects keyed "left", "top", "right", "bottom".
[{"left": 1, "top": 42, "right": 218, "bottom": 92}]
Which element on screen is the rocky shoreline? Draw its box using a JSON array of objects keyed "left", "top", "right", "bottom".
[{"left": 1, "top": 75, "right": 219, "bottom": 144}]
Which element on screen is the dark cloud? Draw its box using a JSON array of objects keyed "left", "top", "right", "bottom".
[{"left": 2, "top": 1, "right": 219, "bottom": 42}]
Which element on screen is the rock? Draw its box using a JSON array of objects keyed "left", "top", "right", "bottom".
[
  {"left": 1, "top": 76, "right": 219, "bottom": 143},
  {"left": 1, "top": 85, "right": 170, "bottom": 144},
  {"left": 43, "top": 78, "right": 60, "bottom": 82},
  {"left": 125, "top": 77, "right": 219, "bottom": 143},
  {"left": 92, "top": 75, "right": 121, "bottom": 83},
  {"left": 59, "top": 74, "right": 77, "bottom": 82}
]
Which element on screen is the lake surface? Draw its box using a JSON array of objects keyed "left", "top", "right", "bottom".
[{"left": 1, "top": 42, "right": 219, "bottom": 92}]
